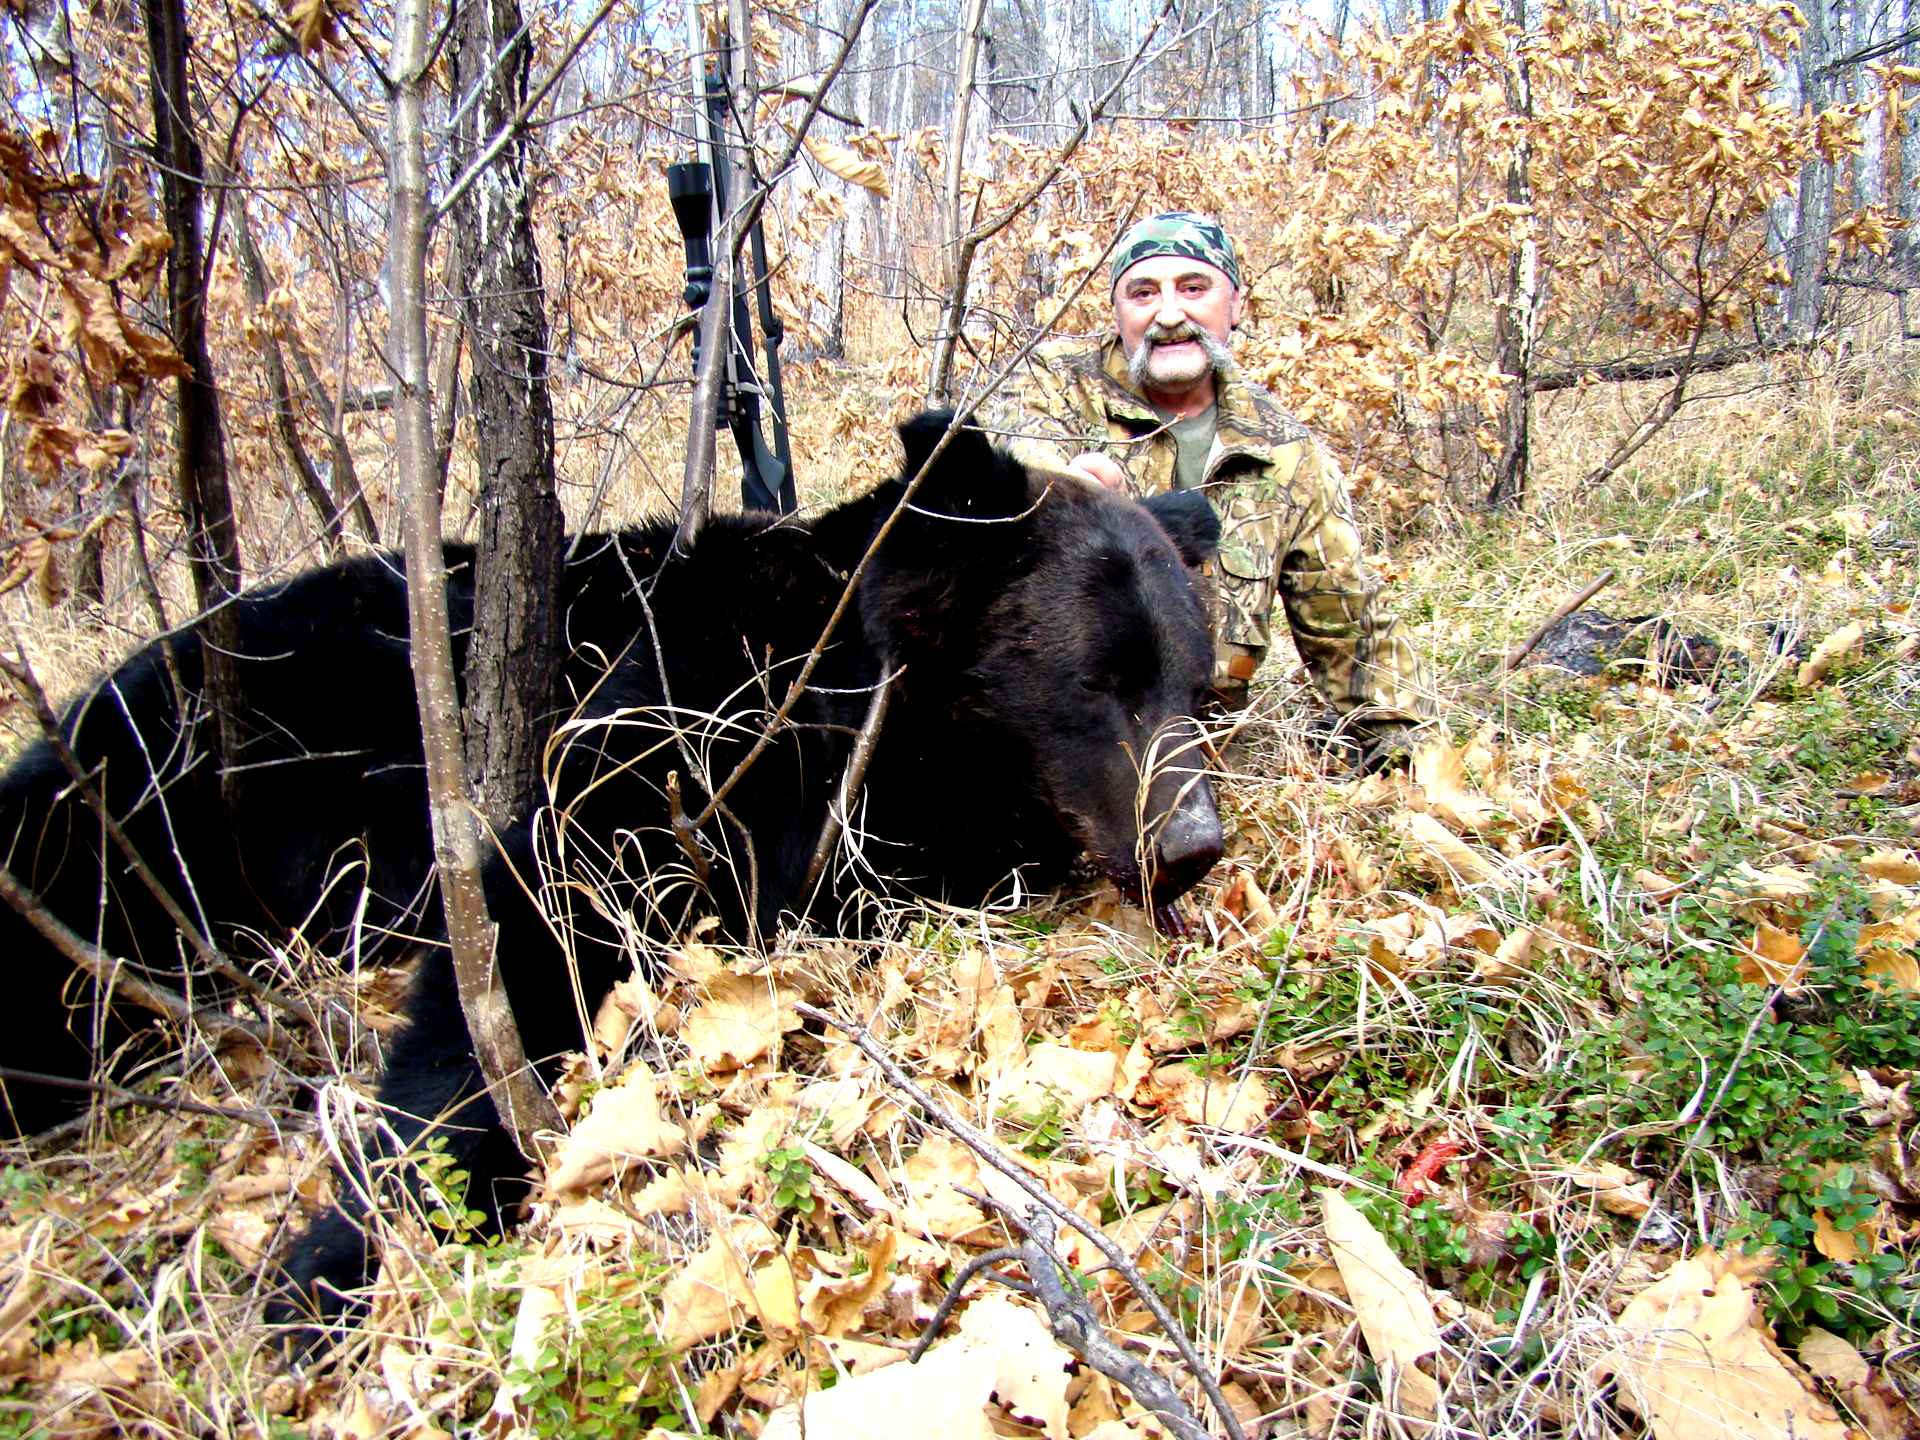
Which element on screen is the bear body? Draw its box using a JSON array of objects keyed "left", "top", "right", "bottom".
[{"left": 0, "top": 415, "right": 1225, "bottom": 1327}]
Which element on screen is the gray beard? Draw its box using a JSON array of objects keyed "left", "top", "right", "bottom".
[{"left": 1126, "top": 326, "right": 1235, "bottom": 395}]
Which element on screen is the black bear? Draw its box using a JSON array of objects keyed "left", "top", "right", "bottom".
[{"left": 0, "top": 413, "right": 1224, "bottom": 1328}]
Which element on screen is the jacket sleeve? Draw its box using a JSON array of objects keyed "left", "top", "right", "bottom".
[{"left": 1273, "top": 441, "right": 1435, "bottom": 735}]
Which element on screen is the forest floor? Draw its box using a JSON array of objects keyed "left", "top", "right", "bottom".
[{"left": 0, "top": 350, "right": 1917, "bottom": 1440}]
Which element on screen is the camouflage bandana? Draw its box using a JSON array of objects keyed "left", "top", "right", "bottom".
[{"left": 1109, "top": 212, "right": 1242, "bottom": 293}]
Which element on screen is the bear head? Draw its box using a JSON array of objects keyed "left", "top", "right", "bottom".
[{"left": 858, "top": 411, "right": 1225, "bottom": 923}]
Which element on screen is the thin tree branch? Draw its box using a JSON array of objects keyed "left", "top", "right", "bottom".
[
  {"left": 0, "top": 1064, "right": 305, "bottom": 1131},
  {"left": 801, "top": 664, "right": 900, "bottom": 898},
  {"left": 386, "top": 0, "right": 559, "bottom": 1152},
  {"left": 799, "top": 1002, "right": 1248, "bottom": 1440},
  {"left": 0, "top": 632, "right": 325, "bottom": 1033},
  {"left": 427, "top": 0, "right": 622, "bottom": 228},
  {"left": 1501, "top": 569, "right": 1615, "bottom": 672},
  {"left": 0, "top": 867, "right": 268, "bottom": 1047}
]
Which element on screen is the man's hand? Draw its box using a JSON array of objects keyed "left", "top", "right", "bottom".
[{"left": 1067, "top": 452, "right": 1127, "bottom": 490}]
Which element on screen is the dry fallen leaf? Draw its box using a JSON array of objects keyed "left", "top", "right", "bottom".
[
  {"left": 1860, "top": 848, "right": 1920, "bottom": 885},
  {"left": 1320, "top": 1187, "right": 1443, "bottom": 1418},
  {"left": 901, "top": 1134, "right": 991, "bottom": 1241},
  {"left": 1218, "top": 870, "right": 1280, "bottom": 948},
  {"left": 1737, "top": 921, "right": 1809, "bottom": 993},
  {"left": 798, "top": 1229, "right": 896, "bottom": 1338},
  {"left": 1475, "top": 925, "right": 1540, "bottom": 985},
  {"left": 803, "top": 137, "right": 892, "bottom": 196},
  {"left": 990, "top": 1042, "right": 1120, "bottom": 1122},
  {"left": 761, "top": 1294, "right": 1072, "bottom": 1440},
  {"left": 1396, "top": 810, "right": 1500, "bottom": 887},
  {"left": 1561, "top": 1161, "right": 1656, "bottom": 1218},
  {"left": 1597, "top": 1253, "right": 1850, "bottom": 1440},
  {"left": 658, "top": 1219, "right": 800, "bottom": 1350},
  {"left": 1412, "top": 736, "right": 1500, "bottom": 831},
  {"left": 1139, "top": 1064, "right": 1271, "bottom": 1132},
  {"left": 1797, "top": 620, "right": 1865, "bottom": 688},
  {"left": 683, "top": 972, "right": 803, "bottom": 1073},
  {"left": 1798, "top": 1329, "right": 1918, "bottom": 1439},
  {"left": 768, "top": 1338, "right": 995, "bottom": 1439},
  {"left": 544, "top": 1061, "right": 687, "bottom": 1192}
]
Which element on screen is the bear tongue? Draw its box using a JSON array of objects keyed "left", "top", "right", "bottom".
[{"left": 1151, "top": 898, "right": 1193, "bottom": 938}]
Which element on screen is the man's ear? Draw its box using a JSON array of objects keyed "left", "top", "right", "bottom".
[
  {"left": 1141, "top": 490, "right": 1220, "bottom": 567},
  {"left": 894, "top": 409, "right": 1033, "bottom": 523}
]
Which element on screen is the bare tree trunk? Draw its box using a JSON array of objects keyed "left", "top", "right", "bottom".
[
  {"left": 1487, "top": 0, "right": 1536, "bottom": 508},
  {"left": 1903, "top": 0, "right": 1920, "bottom": 241},
  {"left": 387, "top": 0, "right": 559, "bottom": 1155},
  {"left": 281, "top": 312, "right": 381, "bottom": 547},
  {"left": 233, "top": 198, "right": 347, "bottom": 558},
  {"left": 1790, "top": 0, "right": 1834, "bottom": 336},
  {"left": 927, "top": 0, "right": 990, "bottom": 404},
  {"left": 448, "top": 0, "right": 564, "bottom": 832},
  {"left": 143, "top": 0, "right": 246, "bottom": 809}
]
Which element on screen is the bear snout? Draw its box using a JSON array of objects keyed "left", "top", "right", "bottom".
[{"left": 1145, "top": 778, "right": 1224, "bottom": 903}]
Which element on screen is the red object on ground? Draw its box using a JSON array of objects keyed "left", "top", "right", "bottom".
[{"left": 1396, "top": 1137, "right": 1464, "bottom": 1203}]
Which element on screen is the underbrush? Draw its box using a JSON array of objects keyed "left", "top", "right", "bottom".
[{"left": 0, "top": 356, "right": 1915, "bottom": 1438}]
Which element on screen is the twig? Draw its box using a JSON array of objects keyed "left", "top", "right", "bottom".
[
  {"left": 665, "top": 771, "right": 713, "bottom": 886},
  {"left": 911, "top": 1246, "right": 1031, "bottom": 1358},
  {"left": 0, "top": 866, "right": 268, "bottom": 1047},
  {"left": 800, "top": 665, "right": 900, "bottom": 897},
  {"left": 799, "top": 1002, "right": 1247, "bottom": 1440},
  {"left": 1500, "top": 568, "right": 1615, "bottom": 672},
  {"left": 1017, "top": 1207, "right": 1213, "bottom": 1440},
  {"left": 914, "top": 1199, "right": 1215, "bottom": 1439},
  {"left": 0, "top": 1065, "right": 305, "bottom": 1131},
  {"left": 0, "top": 636, "right": 321, "bottom": 1033}
]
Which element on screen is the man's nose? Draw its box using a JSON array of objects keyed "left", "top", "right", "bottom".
[{"left": 1154, "top": 294, "right": 1186, "bottom": 326}]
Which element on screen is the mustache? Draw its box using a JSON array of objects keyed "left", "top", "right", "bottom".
[{"left": 1127, "top": 324, "right": 1233, "bottom": 389}]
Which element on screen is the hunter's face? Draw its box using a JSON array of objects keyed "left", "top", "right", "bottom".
[{"left": 1112, "top": 255, "right": 1243, "bottom": 403}]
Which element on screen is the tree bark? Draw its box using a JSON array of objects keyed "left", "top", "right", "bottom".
[
  {"left": 1790, "top": 0, "right": 1835, "bottom": 336},
  {"left": 1487, "top": 0, "right": 1536, "bottom": 509},
  {"left": 387, "top": 0, "right": 559, "bottom": 1155},
  {"left": 448, "top": 0, "right": 565, "bottom": 833},
  {"left": 926, "top": 0, "right": 991, "bottom": 404},
  {"left": 233, "top": 198, "right": 347, "bottom": 558},
  {"left": 143, "top": 0, "right": 246, "bottom": 809}
]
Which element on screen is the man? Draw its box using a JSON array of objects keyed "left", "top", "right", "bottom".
[{"left": 994, "top": 212, "right": 1434, "bottom": 767}]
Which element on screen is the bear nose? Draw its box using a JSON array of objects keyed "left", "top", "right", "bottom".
[{"left": 1148, "top": 781, "right": 1223, "bottom": 901}]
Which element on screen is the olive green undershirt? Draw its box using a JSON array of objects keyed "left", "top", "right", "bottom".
[{"left": 1166, "top": 405, "right": 1217, "bottom": 491}]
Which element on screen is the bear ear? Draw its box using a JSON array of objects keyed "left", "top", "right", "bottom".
[
  {"left": 895, "top": 409, "right": 1034, "bottom": 522},
  {"left": 1141, "top": 490, "right": 1220, "bottom": 567}
]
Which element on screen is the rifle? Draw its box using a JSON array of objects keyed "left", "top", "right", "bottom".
[{"left": 666, "top": 15, "right": 796, "bottom": 515}]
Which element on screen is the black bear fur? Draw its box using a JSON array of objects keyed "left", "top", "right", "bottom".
[{"left": 0, "top": 413, "right": 1225, "bottom": 1331}]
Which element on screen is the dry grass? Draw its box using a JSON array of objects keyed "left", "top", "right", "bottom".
[{"left": 0, "top": 331, "right": 1917, "bottom": 1438}]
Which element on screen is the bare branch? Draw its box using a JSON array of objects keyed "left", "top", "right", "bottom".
[
  {"left": 799, "top": 1002, "right": 1248, "bottom": 1440},
  {"left": 0, "top": 866, "right": 268, "bottom": 1048},
  {"left": 0, "top": 627, "right": 328, "bottom": 1034}
]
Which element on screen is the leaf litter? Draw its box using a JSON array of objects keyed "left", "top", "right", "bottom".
[{"left": 1, "top": 391, "right": 1918, "bottom": 1439}]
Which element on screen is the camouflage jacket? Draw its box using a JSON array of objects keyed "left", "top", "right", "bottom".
[{"left": 989, "top": 335, "right": 1434, "bottom": 736}]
